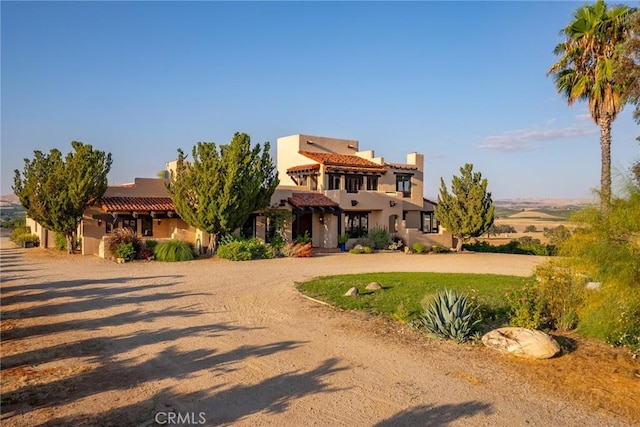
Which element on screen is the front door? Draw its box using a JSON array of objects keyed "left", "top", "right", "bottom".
[{"left": 293, "top": 212, "right": 313, "bottom": 240}]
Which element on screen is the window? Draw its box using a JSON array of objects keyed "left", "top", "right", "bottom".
[
  {"left": 141, "top": 216, "right": 153, "bottom": 236},
  {"left": 366, "top": 176, "right": 378, "bottom": 191},
  {"left": 421, "top": 212, "right": 439, "bottom": 233},
  {"left": 122, "top": 219, "right": 137, "bottom": 234},
  {"left": 345, "top": 212, "right": 368, "bottom": 238},
  {"left": 345, "top": 175, "right": 363, "bottom": 193},
  {"left": 396, "top": 174, "right": 412, "bottom": 198},
  {"left": 328, "top": 174, "right": 341, "bottom": 190}
]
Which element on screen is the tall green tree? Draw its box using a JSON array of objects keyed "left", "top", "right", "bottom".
[
  {"left": 548, "top": 0, "right": 634, "bottom": 206},
  {"left": 13, "top": 141, "right": 112, "bottom": 254},
  {"left": 435, "top": 163, "right": 494, "bottom": 252},
  {"left": 167, "top": 132, "right": 278, "bottom": 255}
]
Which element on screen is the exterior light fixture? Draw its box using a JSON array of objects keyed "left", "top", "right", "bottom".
[
  {"left": 390, "top": 201, "right": 397, "bottom": 207},
  {"left": 98, "top": 219, "right": 102, "bottom": 226},
  {"left": 351, "top": 200, "right": 359, "bottom": 206}
]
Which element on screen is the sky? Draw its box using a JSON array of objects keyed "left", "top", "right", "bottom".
[{"left": 2, "top": 1, "right": 639, "bottom": 201}]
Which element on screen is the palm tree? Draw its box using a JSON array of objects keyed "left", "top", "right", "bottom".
[{"left": 548, "top": 0, "right": 634, "bottom": 206}]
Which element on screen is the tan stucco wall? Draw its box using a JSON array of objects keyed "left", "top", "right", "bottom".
[{"left": 104, "top": 178, "right": 169, "bottom": 198}]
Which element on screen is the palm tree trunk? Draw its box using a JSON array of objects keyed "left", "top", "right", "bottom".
[{"left": 599, "top": 117, "right": 612, "bottom": 208}]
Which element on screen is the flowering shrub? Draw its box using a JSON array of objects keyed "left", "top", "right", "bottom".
[{"left": 504, "top": 282, "right": 544, "bottom": 329}]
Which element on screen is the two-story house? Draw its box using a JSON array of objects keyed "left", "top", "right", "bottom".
[{"left": 246, "top": 133, "right": 452, "bottom": 250}]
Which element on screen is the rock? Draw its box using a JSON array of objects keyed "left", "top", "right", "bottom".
[
  {"left": 404, "top": 246, "right": 412, "bottom": 254},
  {"left": 344, "top": 287, "right": 359, "bottom": 296},
  {"left": 366, "top": 282, "right": 382, "bottom": 291},
  {"left": 586, "top": 281, "right": 602, "bottom": 290},
  {"left": 482, "top": 327, "right": 560, "bottom": 359}
]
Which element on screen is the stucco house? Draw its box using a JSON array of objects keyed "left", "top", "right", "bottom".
[
  {"left": 256, "top": 134, "right": 452, "bottom": 249},
  {"left": 27, "top": 133, "right": 452, "bottom": 257}
]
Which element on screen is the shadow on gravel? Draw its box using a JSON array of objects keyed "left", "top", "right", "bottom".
[
  {"left": 2, "top": 338, "right": 312, "bottom": 424},
  {"left": 375, "top": 401, "right": 494, "bottom": 426},
  {"left": 35, "top": 357, "right": 347, "bottom": 427}
]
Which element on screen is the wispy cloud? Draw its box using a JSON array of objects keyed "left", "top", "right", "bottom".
[{"left": 479, "top": 122, "right": 597, "bottom": 152}]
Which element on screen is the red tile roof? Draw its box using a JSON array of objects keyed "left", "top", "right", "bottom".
[
  {"left": 298, "top": 151, "right": 387, "bottom": 173},
  {"left": 286, "top": 163, "right": 321, "bottom": 174},
  {"left": 101, "top": 197, "right": 175, "bottom": 212},
  {"left": 288, "top": 192, "right": 339, "bottom": 208}
]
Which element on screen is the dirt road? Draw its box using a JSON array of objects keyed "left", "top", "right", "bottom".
[{"left": 0, "top": 240, "right": 633, "bottom": 426}]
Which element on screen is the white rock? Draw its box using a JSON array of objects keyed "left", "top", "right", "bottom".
[
  {"left": 482, "top": 327, "right": 560, "bottom": 359},
  {"left": 344, "top": 287, "right": 359, "bottom": 296},
  {"left": 585, "top": 282, "right": 602, "bottom": 290}
]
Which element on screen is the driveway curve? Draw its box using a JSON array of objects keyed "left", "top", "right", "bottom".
[{"left": 0, "top": 242, "right": 631, "bottom": 426}]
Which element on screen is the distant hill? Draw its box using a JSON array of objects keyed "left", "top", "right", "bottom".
[
  {"left": 0, "top": 193, "right": 25, "bottom": 221},
  {"left": 494, "top": 198, "right": 594, "bottom": 209}
]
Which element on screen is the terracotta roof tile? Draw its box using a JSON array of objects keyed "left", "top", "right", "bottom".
[
  {"left": 288, "top": 192, "right": 339, "bottom": 208},
  {"left": 286, "top": 164, "right": 321, "bottom": 174},
  {"left": 101, "top": 197, "right": 175, "bottom": 212},
  {"left": 298, "top": 151, "right": 386, "bottom": 173},
  {"left": 386, "top": 162, "right": 419, "bottom": 171}
]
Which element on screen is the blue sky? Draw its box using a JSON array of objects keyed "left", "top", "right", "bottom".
[{"left": 2, "top": 1, "right": 638, "bottom": 200}]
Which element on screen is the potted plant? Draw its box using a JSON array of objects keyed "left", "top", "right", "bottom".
[{"left": 337, "top": 234, "right": 349, "bottom": 252}]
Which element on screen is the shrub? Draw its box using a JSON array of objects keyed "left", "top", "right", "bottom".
[
  {"left": 560, "top": 180, "right": 640, "bottom": 351},
  {"left": 216, "top": 238, "right": 275, "bottom": 261},
  {"left": 388, "top": 238, "right": 404, "bottom": 250},
  {"left": 144, "top": 239, "right": 158, "bottom": 251},
  {"left": 349, "top": 245, "right": 373, "bottom": 254},
  {"left": 524, "top": 225, "right": 537, "bottom": 233},
  {"left": 280, "top": 242, "right": 313, "bottom": 258},
  {"left": 268, "top": 234, "right": 286, "bottom": 249},
  {"left": 503, "top": 281, "right": 544, "bottom": 329},
  {"left": 412, "top": 242, "right": 427, "bottom": 254},
  {"left": 415, "top": 289, "right": 479, "bottom": 343},
  {"left": 367, "top": 226, "right": 392, "bottom": 249},
  {"left": 294, "top": 231, "right": 312, "bottom": 244},
  {"left": 13, "top": 233, "right": 39, "bottom": 246},
  {"left": 115, "top": 242, "right": 136, "bottom": 261},
  {"left": 543, "top": 225, "right": 572, "bottom": 246},
  {"left": 463, "top": 240, "right": 555, "bottom": 256},
  {"left": 535, "top": 261, "right": 584, "bottom": 331},
  {"left": 354, "top": 237, "right": 375, "bottom": 249},
  {"left": 106, "top": 228, "right": 142, "bottom": 259},
  {"left": 10, "top": 226, "right": 31, "bottom": 243},
  {"left": 431, "top": 244, "right": 450, "bottom": 254},
  {"left": 55, "top": 233, "right": 67, "bottom": 250},
  {"left": 154, "top": 240, "right": 195, "bottom": 262}
]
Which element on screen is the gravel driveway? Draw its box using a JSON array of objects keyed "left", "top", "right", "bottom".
[{"left": 0, "top": 239, "right": 632, "bottom": 426}]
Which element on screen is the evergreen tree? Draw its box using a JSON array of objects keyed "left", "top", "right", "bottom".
[
  {"left": 167, "top": 132, "right": 278, "bottom": 255},
  {"left": 13, "top": 141, "right": 112, "bottom": 254},
  {"left": 435, "top": 163, "right": 494, "bottom": 252}
]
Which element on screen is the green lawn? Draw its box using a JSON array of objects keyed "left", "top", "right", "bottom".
[{"left": 297, "top": 272, "right": 528, "bottom": 324}]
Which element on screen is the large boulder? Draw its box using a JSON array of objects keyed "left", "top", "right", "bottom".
[
  {"left": 482, "top": 327, "right": 560, "bottom": 359},
  {"left": 366, "top": 282, "right": 382, "bottom": 290}
]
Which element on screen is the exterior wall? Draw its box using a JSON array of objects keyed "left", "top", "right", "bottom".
[
  {"left": 25, "top": 217, "right": 56, "bottom": 249},
  {"left": 104, "top": 178, "right": 169, "bottom": 198},
  {"left": 277, "top": 134, "right": 359, "bottom": 186}
]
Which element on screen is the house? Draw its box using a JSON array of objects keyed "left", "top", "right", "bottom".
[
  {"left": 252, "top": 133, "right": 452, "bottom": 249},
  {"left": 26, "top": 133, "right": 452, "bottom": 257}
]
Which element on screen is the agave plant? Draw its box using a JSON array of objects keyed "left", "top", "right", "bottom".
[{"left": 418, "top": 289, "right": 479, "bottom": 343}]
